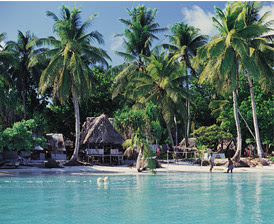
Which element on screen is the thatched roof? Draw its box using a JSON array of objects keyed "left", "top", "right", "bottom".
[
  {"left": 80, "top": 114, "right": 124, "bottom": 145},
  {"left": 179, "top": 138, "right": 197, "bottom": 148}
]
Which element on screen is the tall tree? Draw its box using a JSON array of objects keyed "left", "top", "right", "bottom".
[
  {"left": 236, "top": 1, "right": 274, "bottom": 158},
  {"left": 30, "top": 6, "right": 110, "bottom": 164},
  {"left": 0, "top": 33, "right": 14, "bottom": 84},
  {"left": 129, "top": 49, "right": 187, "bottom": 147},
  {"left": 198, "top": 3, "right": 251, "bottom": 162},
  {"left": 112, "top": 5, "right": 167, "bottom": 99},
  {"left": 5, "top": 31, "right": 38, "bottom": 120},
  {"left": 164, "top": 22, "right": 207, "bottom": 146}
]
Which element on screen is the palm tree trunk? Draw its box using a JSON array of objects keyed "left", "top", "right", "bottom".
[
  {"left": 174, "top": 114, "right": 178, "bottom": 146},
  {"left": 20, "top": 70, "right": 26, "bottom": 120},
  {"left": 21, "top": 91, "right": 26, "bottom": 120},
  {"left": 232, "top": 90, "right": 242, "bottom": 162},
  {"left": 68, "top": 84, "right": 81, "bottom": 164},
  {"left": 247, "top": 71, "right": 265, "bottom": 158},
  {"left": 136, "top": 147, "right": 143, "bottom": 172},
  {"left": 167, "top": 125, "right": 175, "bottom": 147},
  {"left": 184, "top": 59, "right": 190, "bottom": 147}
]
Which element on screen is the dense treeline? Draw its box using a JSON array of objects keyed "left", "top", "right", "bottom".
[{"left": 0, "top": 2, "right": 273, "bottom": 164}]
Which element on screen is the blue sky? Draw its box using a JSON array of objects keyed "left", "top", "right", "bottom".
[{"left": 1, "top": 1, "right": 273, "bottom": 66}]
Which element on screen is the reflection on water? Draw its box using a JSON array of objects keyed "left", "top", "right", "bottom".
[
  {"left": 252, "top": 173, "right": 262, "bottom": 224},
  {"left": 0, "top": 173, "right": 273, "bottom": 224},
  {"left": 235, "top": 175, "right": 243, "bottom": 224}
]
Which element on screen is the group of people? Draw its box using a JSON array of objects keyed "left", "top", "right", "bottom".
[{"left": 209, "top": 153, "right": 234, "bottom": 173}]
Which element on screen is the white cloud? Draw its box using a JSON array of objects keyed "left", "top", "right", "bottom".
[
  {"left": 110, "top": 35, "right": 124, "bottom": 52},
  {"left": 181, "top": 5, "right": 217, "bottom": 37},
  {"left": 0, "top": 41, "right": 6, "bottom": 50},
  {"left": 258, "top": 2, "right": 274, "bottom": 35}
]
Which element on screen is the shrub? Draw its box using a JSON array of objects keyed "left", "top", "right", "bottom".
[
  {"left": 193, "top": 124, "right": 233, "bottom": 149},
  {"left": 0, "top": 119, "right": 46, "bottom": 152}
]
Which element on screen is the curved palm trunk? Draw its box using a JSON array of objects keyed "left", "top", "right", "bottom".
[
  {"left": 136, "top": 147, "right": 143, "bottom": 172},
  {"left": 174, "top": 114, "right": 178, "bottom": 146},
  {"left": 247, "top": 71, "right": 265, "bottom": 158},
  {"left": 186, "top": 87, "right": 190, "bottom": 146},
  {"left": 184, "top": 59, "right": 190, "bottom": 147},
  {"left": 68, "top": 84, "right": 81, "bottom": 164},
  {"left": 232, "top": 90, "right": 242, "bottom": 162},
  {"left": 167, "top": 125, "right": 175, "bottom": 147}
]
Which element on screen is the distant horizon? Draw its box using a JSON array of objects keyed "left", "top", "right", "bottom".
[{"left": 1, "top": 1, "right": 273, "bottom": 66}]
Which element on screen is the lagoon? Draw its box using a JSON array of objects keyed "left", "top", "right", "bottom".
[{"left": 0, "top": 172, "right": 273, "bottom": 224}]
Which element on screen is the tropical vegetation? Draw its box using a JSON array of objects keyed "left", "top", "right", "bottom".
[{"left": 0, "top": 2, "right": 273, "bottom": 167}]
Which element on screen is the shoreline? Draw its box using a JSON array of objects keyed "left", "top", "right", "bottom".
[{"left": 0, "top": 161, "right": 274, "bottom": 177}]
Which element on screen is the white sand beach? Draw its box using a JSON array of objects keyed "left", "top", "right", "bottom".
[{"left": 1, "top": 161, "right": 274, "bottom": 176}]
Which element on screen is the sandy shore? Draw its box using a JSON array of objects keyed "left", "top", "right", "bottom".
[{"left": 0, "top": 161, "right": 274, "bottom": 176}]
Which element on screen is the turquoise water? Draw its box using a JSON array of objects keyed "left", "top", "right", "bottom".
[{"left": 0, "top": 172, "right": 273, "bottom": 224}]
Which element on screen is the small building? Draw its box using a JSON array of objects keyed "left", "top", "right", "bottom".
[
  {"left": 178, "top": 137, "right": 198, "bottom": 158},
  {"left": 45, "top": 133, "right": 67, "bottom": 160},
  {"left": 80, "top": 114, "right": 124, "bottom": 164}
]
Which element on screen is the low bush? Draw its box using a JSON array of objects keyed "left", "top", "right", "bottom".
[{"left": 0, "top": 119, "right": 46, "bottom": 152}]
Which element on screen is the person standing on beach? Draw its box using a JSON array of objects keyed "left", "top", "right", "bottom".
[
  {"left": 209, "top": 153, "right": 214, "bottom": 172},
  {"left": 227, "top": 158, "right": 234, "bottom": 173},
  {"left": 156, "top": 145, "right": 161, "bottom": 159}
]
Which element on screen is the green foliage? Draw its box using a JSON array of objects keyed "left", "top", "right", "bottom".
[
  {"left": 193, "top": 124, "right": 233, "bottom": 149},
  {"left": 114, "top": 106, "right": 144, "bottom": 136},
  {"left": 31, "top": 5, "right": 110, "bottom": 105},
  {"left": 190, "top": 80, "right": 217, "bottom": 129},
  {"left": 82, "top": 68, "right": 119, "bottom": 117},
  {"left": 216, "top": 76, "right": 274, "bottom": 147},
  {"left": 0, "top": 81, "right": 23, "bottom": 129},
  {"left": 117, "top": 5, "right": 167, "bottom": 60},
  {"left": 124, "top": 129, "right": 156, "bottom": 172},
  {"left": 195, "top": 140, "right": 207, "bottom": 164},
  {"left": 114, "top": 102, "right": 164, "bottom": 143},
  {"left": 112, "top": 5, "right": 167, "bottom": 107},
  {"left": 0, "top": 119, "right": 46, "bottom": 152}
]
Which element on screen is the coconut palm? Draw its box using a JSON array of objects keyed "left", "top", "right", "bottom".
[
  {"left": 123, "top": 129, "right": 156, "bottom": 172},
  {"left": 112, "top": 5, "right": 167, "bottom": 99},
  {"left": 30, "top": 6, "right": 110, "bottom": 164},
  {"left": 4, "top": 31, "right": 40, "bottom": 120},
  {"left": 0, "top": 33, "right": 18, "bottom": 127},
  {"left": 236, "top": 1, "right": 274, "bottom": 158},
  {"left": 116, "top": 5, "right": 167, "bottom": 65},
  {"left": 164, "top": 22, "right": 208, "bottom": 146},
  {"left": 198, "top": 3, "right": 252, "bottom": 162},
  {"left": 129, "top": 49, "right": 187, "bottom": 147},
  {"left": 0, "top": 33, "right": 14, "bottom": 83}
]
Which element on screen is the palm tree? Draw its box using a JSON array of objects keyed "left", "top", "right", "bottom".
[
  {"left": 112, "top": 5, "right": 167, "bottom": 99},
  {"left": 164, "top": 22, "right": 207, "bottom": 147},
  {"left": 130, "top": 49, "right": 187, "bottom": 147},
  {"left": 30, "top": 6, "right": 110, "bottom": 164},
  {"left": 0, "top": 33, "right": 19, "bottom": 127},
  {"left": 198, "top": 3, "right": 252, "bottom": 162},
  {"left": 236, "top": 1, "right": 274, "bottom": 158},
  {"left": 124, "top": 129, "right": 156, "bottom": 172},
  {"left": 116, "top": 5, "right": 167, "bottom": 66},
  {"left": 5, "top": 31, "right": 38, "bottom": 120},
  {"left": 0, "top": 33, "right": 14, "bottom": 83}
]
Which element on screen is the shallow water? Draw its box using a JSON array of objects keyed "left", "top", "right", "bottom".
[{"left": 0, "top": 172, "right": 273, "bottom": 224}]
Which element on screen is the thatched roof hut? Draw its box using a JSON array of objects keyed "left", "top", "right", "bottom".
[
  {"left": 179, "top": 138, "right": 197, "bottom": 149},
  {"left": 80, "top": 114, "right": 124, "bottom": 147}
]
